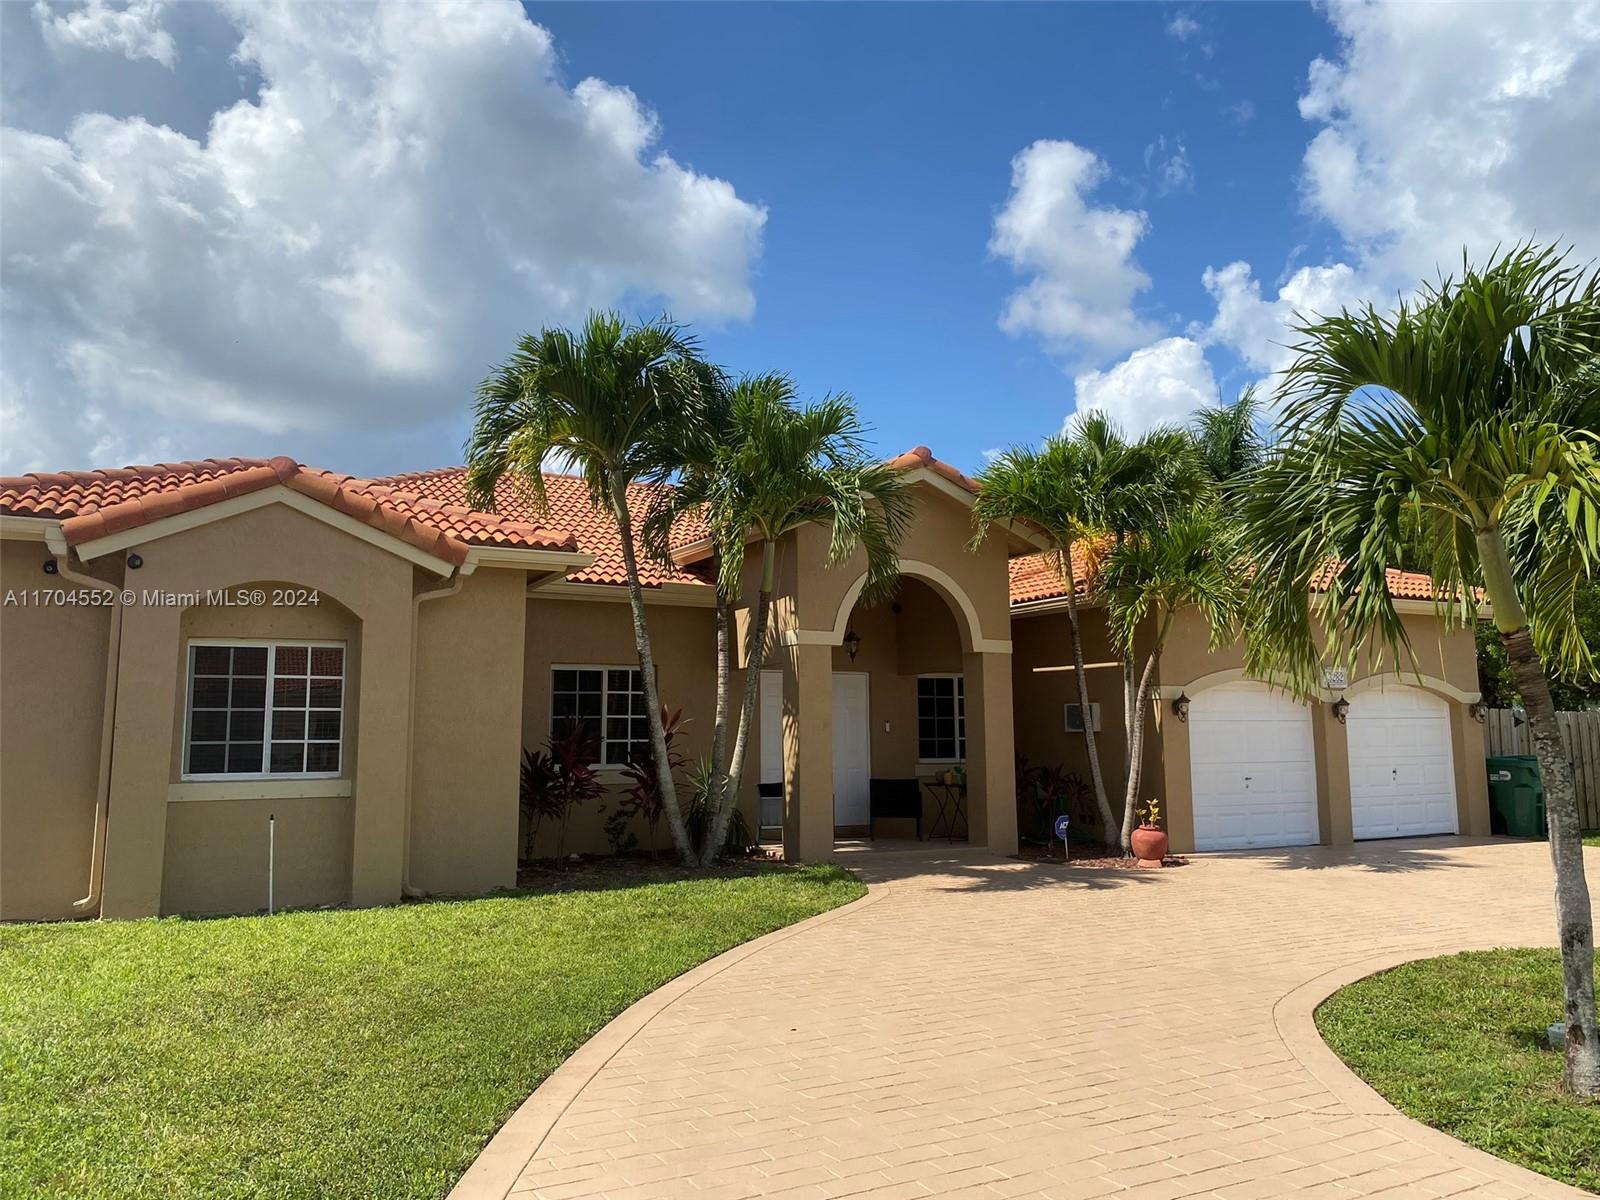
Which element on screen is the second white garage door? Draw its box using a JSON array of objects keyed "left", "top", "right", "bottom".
[
  {"left": 1190, "top": 681, "right": 1319, "bottom": 850},
  {"left": 1347, "top": 686, "right": 1458, "bottom": 839}
]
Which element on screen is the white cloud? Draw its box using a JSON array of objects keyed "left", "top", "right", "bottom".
[
  {"left": 1166, "top": 14, "right": 1202, "bottom": 42},
  {"left": 1144, "top": 135, "right": 1193, "bottom": 196},
  {"left": 1, "top": 0, "right": 766, "bottom": 473},
  {"left": 1200, "top": 259, "right": 1365, "bottom": 378},
  {"left": 32, "top": 0, "right": 176, "bottom": 67},
  {"left": 990, "top": 139, "right": 1157, "bottom": 361},
  {"left": 1197, "top": 0, "right": 1600, "bottom": 396},
  {"left": 1070, "top": 336, "right": 1217, "bottom": 435},
  {"left": 1297, "top": 0, "right": 1600, "bottom": 282}
]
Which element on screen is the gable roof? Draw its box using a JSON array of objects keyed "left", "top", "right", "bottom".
[
  {"left": 375, "top": 467, "right": 710, "bottom": 587},
  {"left": 0, "top": 457, "right": 578, "bottom": 568}
]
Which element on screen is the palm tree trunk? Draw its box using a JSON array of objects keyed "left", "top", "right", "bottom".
[
  {"left": 1119, "top": 613, "right": 1173, "bottom": 854},
  {"left": 711, "top": 586, "right": 732, "bottom": 780},
  {"left": 1479, "top": 528, "right": 1599, "bottom": 1097},
  {"left": 610, "top": 472, "right": 696, "bottom": 866},
  {"left": 709, "top": 540, "right": 775, "bottom": 863},
  {"left": 1059, "top": 546, "right": 1117, "bottom": 845}
]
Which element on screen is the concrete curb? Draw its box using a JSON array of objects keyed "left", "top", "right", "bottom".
[
  {"left": 447, "top": 877, "right": 890, "bottom": 1200},
  {"left": 1272, "top": 940, "right": 1590, "bottom": 1199}
]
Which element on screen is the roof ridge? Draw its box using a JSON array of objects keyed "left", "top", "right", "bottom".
[{"left": 0, "top": 456, "right": 280, "bottom": 493}]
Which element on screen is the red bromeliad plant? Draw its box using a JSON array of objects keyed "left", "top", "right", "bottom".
[
  {"left": 610, "top": 706, "right": 690, "bottom": 846},
  {"left": 520, "top": 720, "right": 604, "bottom": 861}
]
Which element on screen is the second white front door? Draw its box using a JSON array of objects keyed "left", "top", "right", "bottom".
[{"left": 832, "top": 672, "right": 871, "bottom": 827}]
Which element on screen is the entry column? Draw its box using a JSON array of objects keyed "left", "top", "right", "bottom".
[
  {"left": 963, "top": 649, "right": 1018, "bottom": 856},
  {"left": 781, "top": 639, "right": 834, "bottom": 862}
]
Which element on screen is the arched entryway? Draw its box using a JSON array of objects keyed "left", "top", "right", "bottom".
[{"left": 764, "top": 558, "right": 1017, "bottom": 860}]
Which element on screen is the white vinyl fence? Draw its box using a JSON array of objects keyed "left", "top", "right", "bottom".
[{"left": 1484, "top": 708, "right": 1600, "bottom": 831}]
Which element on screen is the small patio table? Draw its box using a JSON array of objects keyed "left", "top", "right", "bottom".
[{"left": 923, "top": 778, "right": 968, "bottom": 842}]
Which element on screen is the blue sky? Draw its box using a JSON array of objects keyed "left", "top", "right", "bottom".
[
  {"left": 4, "top": 2, "right": 1597, "bottom": 477},
  {"left": 538, "top": 2, "right": 1334, "bottom": 458}
]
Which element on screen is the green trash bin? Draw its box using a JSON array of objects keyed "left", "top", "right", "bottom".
[{"left": 1486, "top": 755, "right": 1546, "bottom": 838}]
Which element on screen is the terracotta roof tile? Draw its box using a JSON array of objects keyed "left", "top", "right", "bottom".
[
  {"left": 374, "top": 467, "right": 709, "bottom": 588},
  {"left": 1008, "top": 549, "right": 1462, "bottom": 607},
  {"left": 884, "top": 445, "right": 981, "bottom": 493},
  {"left": 0, "top": 458, "right": 578, "bottom": 567}
]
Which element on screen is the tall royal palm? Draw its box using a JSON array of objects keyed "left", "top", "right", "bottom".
[
  {"left": 1073, "top": 414, "right": 1211, "bottom": 848},
  {"left": 651, "top": 376, "right": 914, "bottom": 863},
  {"left": 1100, "top": 508, "right": 1244, "bottom": 848},
  {"left": 973, "top": 438, "right": 1119, "bottom": 845},
  {"left": 465, "top": 312, "right": 711, "bottom": 867},
  {"left": 1239, "top": 244, "right": 1600, "bottom": 1096}
]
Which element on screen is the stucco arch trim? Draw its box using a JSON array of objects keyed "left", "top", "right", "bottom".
[
  {"left": 1164, "top": 668, "right": 1333, "bottom": 702},
  {"left": 1344, "top": 671, "right": 1479, "bottom": 705},
  {"left": 784, "top": 558, "right": 1012, "bottom": 655}
]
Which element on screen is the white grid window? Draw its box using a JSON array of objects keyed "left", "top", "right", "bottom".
[
  {"left": 551, "top": 666, "right": 646, "bottom": 766},
  {"left": 185, "top": 642, "right": 344, "bottom": 779},
  {"left": 917, "top": 674, "right": 965, "bottom": 762}
]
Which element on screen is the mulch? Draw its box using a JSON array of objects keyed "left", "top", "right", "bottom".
[{"left": 1014, "top": 841, "right": 1189, "bottom": 869}]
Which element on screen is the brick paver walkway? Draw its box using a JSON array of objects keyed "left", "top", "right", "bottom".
[{"left": 465, "top": 838, "right": 1598, "bottom": 1200}]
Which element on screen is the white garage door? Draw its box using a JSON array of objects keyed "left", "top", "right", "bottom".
[
  {"left": 1190, "top": 681, "right": 1319, "bottom": 850},
  {"left": 1347, "top": 687, "right": 1457, "bottom": 839}
]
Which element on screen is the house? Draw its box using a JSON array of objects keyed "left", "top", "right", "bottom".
[{"left": 0, "top": 447, "right": 1490, "bottom": 920}]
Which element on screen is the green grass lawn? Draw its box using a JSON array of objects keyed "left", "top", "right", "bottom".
[
  {"left": 1317, "top": 948, "right": 1600, "bottom": 1193},
  {"left": 0, "top": 863, "right": 863, "bottom": 1200},
  {"left": 1586, "top": 831, "right": 1599, "bottom": 847}
]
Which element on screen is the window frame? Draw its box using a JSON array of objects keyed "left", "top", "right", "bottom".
[
  {"left": 916, "top": 672, "right": 966, "bottom": 764},
  {"left": 181, "top": 638, "right": 347, "bottom": 783},
  {"left": 549, "top": 663, "right": 649, "bottom": 769}
]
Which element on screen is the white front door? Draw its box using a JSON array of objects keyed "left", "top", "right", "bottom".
[
  {"left": 1347, "top": 686, "right": 1458, "bottom": 839},
  {"left": 759, "top": 671, "right": 783, "bottom": 785},
  {"left": 1189, "top": 681, "right": 1318, "bottom": 850},
  {"left": 758, "top": 671, "right": 785, "bottom": 835},
  {"left": 832, "top": 673, "right": 871, "bottom": 827}
]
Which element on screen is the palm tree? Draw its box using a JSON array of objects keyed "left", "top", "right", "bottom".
[
  {"left": 1073, "top": 414, "right": 1211, "bottom": 849},
  {"left": 1238, "top": 243, "right": 1600, "bottom": 1097},
  {"left": 465, "top": 311, "right": 713, "bottom": 867},
  {"left": 1100, "top": 509, "right": 1244, "bottom": 849},
  {"left": 973, "top": 438, "right": 1120, "bottom": 845},
  {"left": 648, "top": 375, "right": 915, "bottom": 863},
  {"left": 1191, "top": 386, "right": 1266, "bottom": 485}
]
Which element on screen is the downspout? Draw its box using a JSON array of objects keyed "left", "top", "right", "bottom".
[
  {"left": 53, "top": 540, "right": 122, "bottom": 917},
  {"left": 402, "top": 565, "right": 467, "bottom": 899}
]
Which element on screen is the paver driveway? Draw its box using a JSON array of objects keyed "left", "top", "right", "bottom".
[{"left": 460, "top": 838, "right": 1599, "bottom": 1200}]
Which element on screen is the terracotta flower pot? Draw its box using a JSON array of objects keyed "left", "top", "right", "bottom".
[{"left": 1130, "top": 825, "right": 1168, "bottom": 864}]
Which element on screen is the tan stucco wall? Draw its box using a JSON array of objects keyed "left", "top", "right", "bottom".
[
  {"left": 161, "top": 796, "right": 353, "bottom": 915},
  {"left": 0, "top": 540, "right": 117, "bottom": 920},
  {"left": 520, "top": 594, "right": 729, "bottom": 858},
  {"left": 410, "top": 568, "right": 528, "bottom": 895},
  {"left": 1008, "top": 605, "right": 1165, "bottom": 842},
  {"left": 90, "top": 502, "right": 417, "bottom": 918}
]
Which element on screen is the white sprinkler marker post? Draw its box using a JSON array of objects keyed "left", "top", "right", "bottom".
[{"left": 268, "top": 812, "right": 276, "bottom": 915}]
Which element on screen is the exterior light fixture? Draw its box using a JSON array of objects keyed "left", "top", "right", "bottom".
[
  {"left": 843, "top": 628, "right": 862, "bottom": 662},
  {"left": 1469, "top": 701, "right": 1488, "bottom": 725},
  {"left": 1332, "top": 697, "right": 1350, "bottom": 724},
  {"left": 1171, "top": 692, "right": 1190, "bottom": 723}
]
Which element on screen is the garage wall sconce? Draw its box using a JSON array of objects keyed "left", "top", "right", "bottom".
[
  {"left": 843, "top": 628, "right": 862, "bottom": 662},
  {"left": 1469, "top": 701, "right": 1488, "bottom": 724},
  {"left": 1171, "top": 692, "right": 1190, "bottom": 723},
  {"left": 1331, "top": 697, "right": 1350, "bottom": 724}
]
